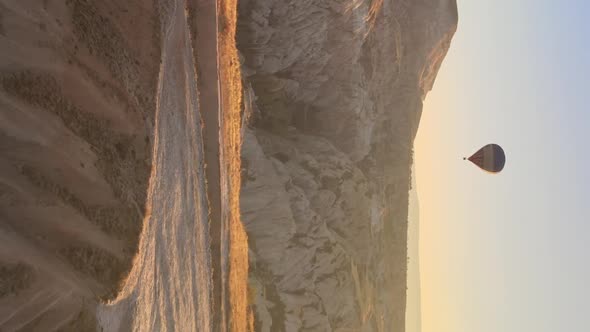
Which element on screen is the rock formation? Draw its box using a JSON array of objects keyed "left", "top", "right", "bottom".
[{"left": 237, "top": 0, "right": 457, "bottom": 330}]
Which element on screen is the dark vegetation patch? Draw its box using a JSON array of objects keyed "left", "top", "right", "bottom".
[
  {"left": 265, "top": 275, "right": 286, "bottom": 332},
  {"left": 1, "top": 70, "right": 123, "bottom": 150},
  {"left": 0, "top": 262, "right": 35, "bottom": 297},
  {"left": 272, "top": 152, "right": 290, "bottom": 163},
  {"left": 240, "top": 158, "right": 257, "bottom": 185},
  {"left": 18, "top": 152, "right": 140, "bottom": 250},
  {"left": 66, "top": 0, "right": 141, "bottom": 107},
  {"left": 249, "top": 247, "right": 286, "bottom": 331},
  {"left": 247, "top": 75, "right": 294, "bottom": 132},
  {"left": 19, "top": 300, "right": 98, "bottom": 332},
  {"left": 64, "top": 0, "right": 161, "bottom": 142},
  {"left": 0, "top": 69, "right": 145, "bottom": 300},
  {"left": 56, "top": 305, "right": 98, "bottom": 332},
  {"left": 359, "top": 37, "right": 373, "bottom": 78},
  {"left": 59, "top": 246, "right": 125, "bottom": 300},
  {"left": 0, "top": 10, "right": 4, "bottom": 36}
]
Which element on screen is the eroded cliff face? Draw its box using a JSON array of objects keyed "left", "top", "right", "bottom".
[{"left": 237, "top": 0, "right": 457, "bottom": 330}]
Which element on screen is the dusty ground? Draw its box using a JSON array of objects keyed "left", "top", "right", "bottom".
[
  {"left": 0, "top": 0, "right": 160, "bottom": 330},
  {"left": 97, "top": 0, "right": 214, "bottom": 328},
  {"left": 97, "top": 0, "right": 250, "bottom": 330},
  {"left": 1, "top": 0, "right": 250, "bottom": 330},
  {"left": 187, "top": 0, "right": 225, "bottom": 328}
]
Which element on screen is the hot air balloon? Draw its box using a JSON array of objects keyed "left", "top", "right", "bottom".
[{"left": 464, "top": 144, "right": 505, "bottom": 173}]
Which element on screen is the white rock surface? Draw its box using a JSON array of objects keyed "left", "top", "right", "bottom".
[{"left": 237, "top": 0, "right": 458, "bottom": 331}]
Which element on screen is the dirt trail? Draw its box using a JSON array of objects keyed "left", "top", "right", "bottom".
[
  {"left": 192, "top": 0, "right": 225, "bottom": 329},
  {"left": 97, "top": 0, "right": 214, "bottom": 330}
]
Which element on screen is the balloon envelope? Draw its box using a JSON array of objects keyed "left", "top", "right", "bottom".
[{"left": 466, "top": 144, "right": 505, "bottom": 173}]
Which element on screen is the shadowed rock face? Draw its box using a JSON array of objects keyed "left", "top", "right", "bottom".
[
  {"left": 237, "top": 0, "right": 457, "bottom": 331},
  {"left": 0, "top": 1, "right": 160, "bottom": 330}
]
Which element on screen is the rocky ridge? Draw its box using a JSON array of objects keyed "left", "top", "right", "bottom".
[{"left": 237, "top": 0, "right": 457, "bottom": 331}]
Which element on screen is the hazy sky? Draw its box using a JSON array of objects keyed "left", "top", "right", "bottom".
[{"left": 414, "top": 1, "right": 590, "bottom": 331}]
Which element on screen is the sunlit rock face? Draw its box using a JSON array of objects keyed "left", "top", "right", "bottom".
[{"left": 237, "top": 0, "right": 457, "bottom": 331}]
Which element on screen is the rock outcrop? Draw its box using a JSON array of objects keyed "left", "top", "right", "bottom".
[{"left": 237, "top": 0, "right": 457, "bottom": 330}]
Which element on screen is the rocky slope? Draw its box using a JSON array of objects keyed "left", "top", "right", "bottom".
[{"left": 236, "top": 0, "right": 457, "bottom": 331}]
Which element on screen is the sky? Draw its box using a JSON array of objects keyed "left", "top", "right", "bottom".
[{"left": 414, "top": 1, "right": 590, "bottom": 332}]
